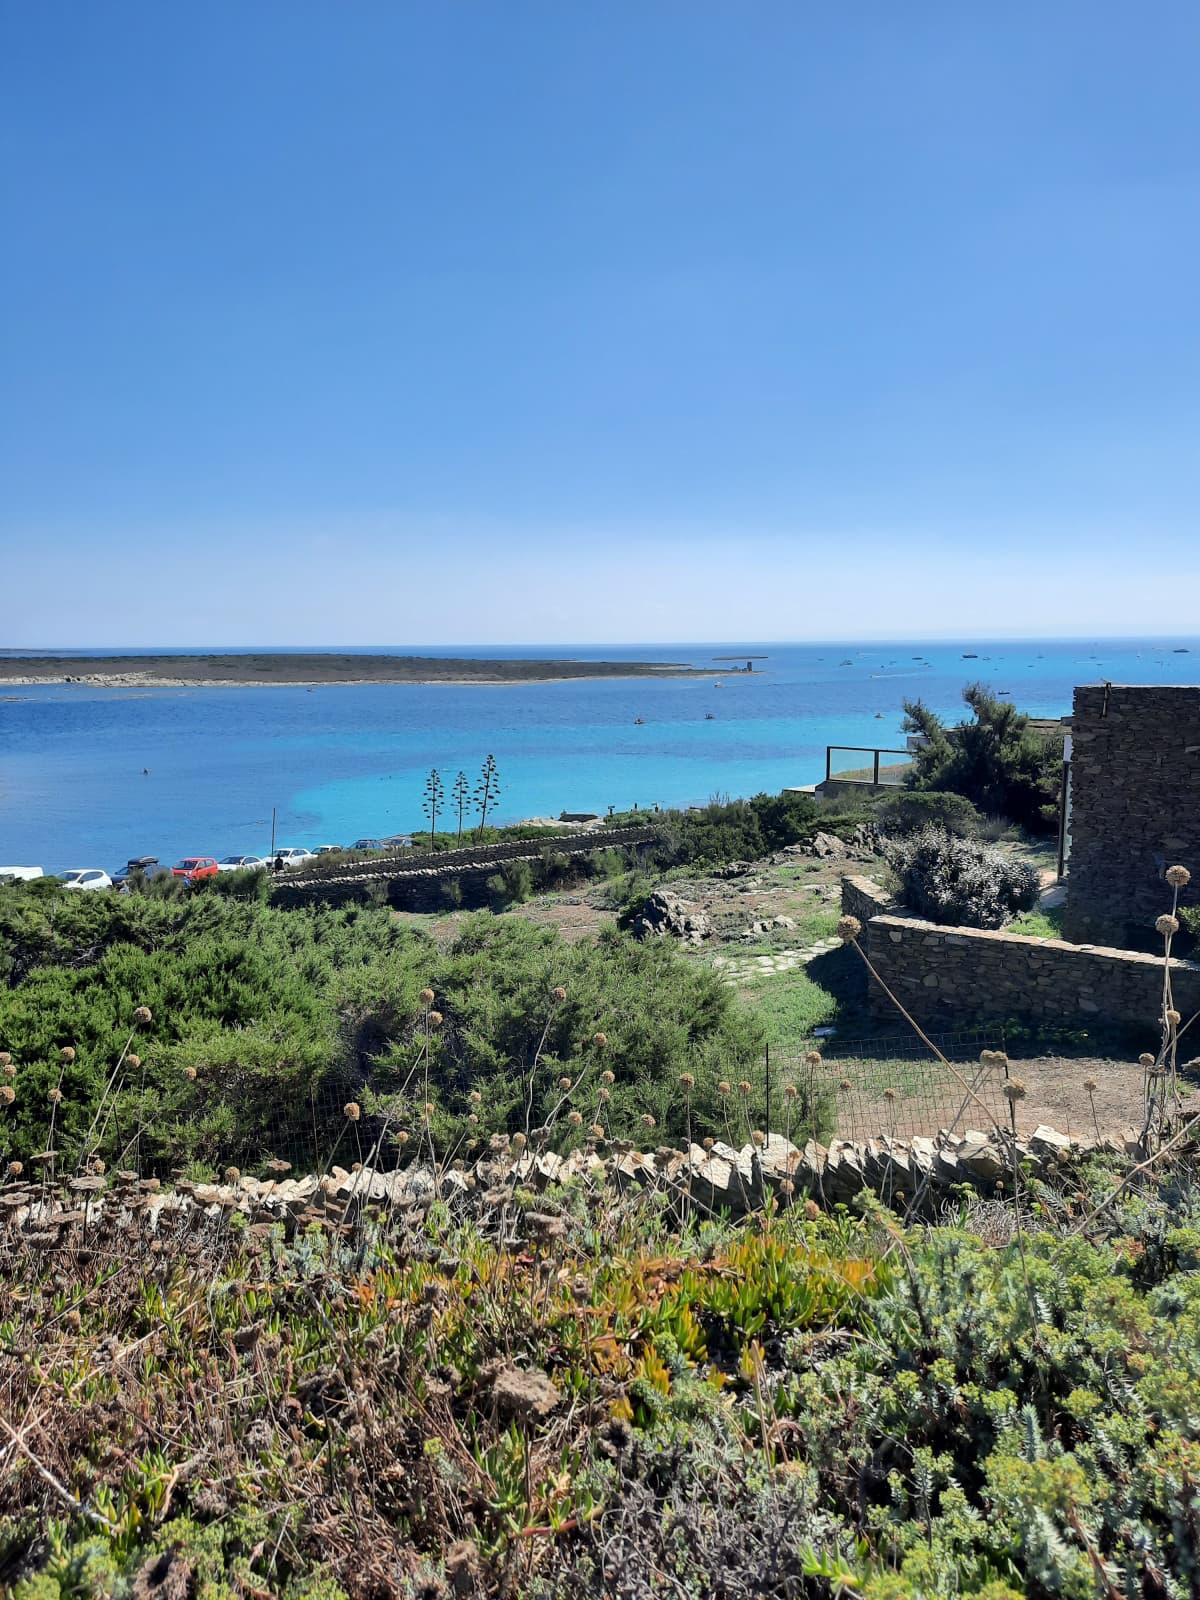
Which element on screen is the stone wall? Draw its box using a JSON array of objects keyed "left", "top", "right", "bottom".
[
  {"left": 852, "top": 896, "right": 1200, "bottom": 1031},
  {"left": 1064, "top": 683, "right": 1200, "bottom": 948},
  {"left": 841, "top": 873, "right": 896, "bottom": 927}
]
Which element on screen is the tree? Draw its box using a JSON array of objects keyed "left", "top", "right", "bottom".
[
  {"left": 451, "top": 771, "right": 470, "bottom": 845},
  {"left": 903, "top": 683, "right": 1062, "bottom": 833},
  {"left": 422, "top": 769, "right": 444, "bottom": 851},
  {"left": 474, "top": 755, "right": 501, "bottom": 841}
]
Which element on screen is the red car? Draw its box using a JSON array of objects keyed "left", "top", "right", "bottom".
[{"left": 172, "top": 856, "right": 219, "bottom": 880}]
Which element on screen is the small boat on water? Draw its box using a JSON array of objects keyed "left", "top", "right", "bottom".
[{"left": 633, "top": 717, "right": 645, "bottom": 725}]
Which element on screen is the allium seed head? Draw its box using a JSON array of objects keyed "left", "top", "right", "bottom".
[
  {"left": 395, "top": 1131, "right": 410, "bottom": 1146},
  {"left": 512, "top": 1132, "right": 527, "bottom": 1149},
  {"left": 678, "top": 1072, "right": 695, "bottom": 1091},
  {"left": 836, "top": 914, "right": 862, "bottom": 943},
  {"left": 469, "top": 1089, "right": 482, "bottom": 1104},
  {"left": 1139, "top": 1053, "right": 1157, "bottom": 1068},
  {"left": 1002, "top": 1080, "right": 1027, "bottom": 1102},
  {"left": 183, "top": 1066, "right": 197, "bottom": 1081},
  {"left": 600, "top": 1070, "right": 614, "bottom": 1085},
  {"left": 429, "top": 1011, "right": 443, "bottom": 1028},
  {"left": 883, "top": 1087, "right": 896, "bottom": 1101},
  {"left": 804, "top": 1050, "right": 822, "bottom": 1067},
  {"left": 718, "top": 1080, "right": 731, "bottom": 1096},
  {"left": 593, "top": 1032, "right": 607, "bottom": 1048},
  {"left": 2, "top": 1061, "right": 14, "bottom": 1077},
  {"left": 780, "top": 1179, "right": 795, "bottom": 1196},
  {"left": 1166, "top": 865, "right": 1192, "bottom": 889},
  {"left": 125, "top": 1053, "right": 141, "bottom": 1069},
  {"left": 805, "top": 1198, "right": 821, "bottom": 1220},
  {"left": 751, "top": 1129, "right": 765, "bottom": 1147},
  {"left": 567, "top": 1110, "right": 583, "bottom": 1127},
  {"left": 0, "top": 1052, "right": 10, "bottom": 1066},
  {"left": 0, "top": 1086, "right": 14, "bottom": 1106},
  {"left": 134, "top": 1006, "right": 152, "bottom": 1025},
  {"left": 784, "top": 1083, "right": 798, "bottom": 1100},
  {"left": 559, "top": 1076, "right": 572, "bottom": 1091},
  {"left": 703, "top": 1136, "right": 714, "bottom": 1149},
  {"left": 225, "top": 1166, "right": 240, "bottom": 1181},
  {"left": 423, "top": 1101, "right": 435, "bottom": 1117},
  {"left": 552, "top": 986, "right": 567, "bottom": 1003},
  {"left": 1156, "top": 915, "right": 1180, "bottom": 938},
  {"left": 589, "top": 1123, "right": 605, "bottom": 1140},
  {"left": 47, "top": 1087, "right": 62, "bottom": 1104},
  {"left": 839, "top": 1078, "right": 852, "bottom": 1091},
  {"left": 344, "top": 1102, "right": 361, "bottom": 1122},
  {"left": 60, "top": 1047, "right": 75, "bottom": 1063},
  {"left": 737, "top": 1080, "right": 752, "bottom": 1097},
  {"left": 640, "top": 1114, "right": 656, "bottom": 1129},
  {"left": 8, "top": 1161, "right": 22, "bottom": 1176},
  {"left": 468, "top": 1112, "right": 479, "bottom": 1124},
  {"left": 1083, "top": 1078, "right": 1098, "bottom": 1093},
  {"left": 1166, "top": 1010, "right": 1182, "bottom": 1026},
  {"left": 419, "top": 988, "right": 435, "bottom": 1005}
]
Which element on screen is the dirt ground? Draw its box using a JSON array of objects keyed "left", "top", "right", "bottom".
[{"left": 395, "top": 844, "right": 1196, "bottom": 1141}]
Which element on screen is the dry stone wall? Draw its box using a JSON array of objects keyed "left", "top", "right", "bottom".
[
  {"left": 1064, "top": 683, "right": 1200, "bottom": 948},
  {"left": 849, "top": 888, "right": 1200, "bottom": 1030}
]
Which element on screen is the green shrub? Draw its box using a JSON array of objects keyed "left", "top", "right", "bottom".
[
  {"left": 885, "top": 825, "right": 1039, "bottom": 929},
  {"left": 874, "top": 789, "right": 981, "bottom": 838},
  {"left": 903, "top": 683, "right": 1063, "bottom": 833}
]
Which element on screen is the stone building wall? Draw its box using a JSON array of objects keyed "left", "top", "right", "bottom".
[
  {"left": 1064, "top": 683, "right": 1200, "bottom": 948},
  {"left": 856, "top": 903, "right": 1200, "bottom": 1031},
  {"left": 841, "top": 873, "right": 897, "bottom": 927}
]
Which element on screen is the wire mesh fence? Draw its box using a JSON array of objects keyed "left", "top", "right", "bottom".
[{"left": 770, "top": 1028, "right": 1011, "bottom": 1144}]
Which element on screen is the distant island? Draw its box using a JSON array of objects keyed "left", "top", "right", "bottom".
[{"left": 0, "top": 652, "right": 734, "bottom": 688}]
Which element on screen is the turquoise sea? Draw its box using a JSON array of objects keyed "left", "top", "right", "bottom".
[{"left": 2, "top": 639, "right": 1198, "bottom": 872}]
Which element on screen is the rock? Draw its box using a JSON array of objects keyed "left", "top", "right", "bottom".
[
  {"left": 1028, "top": 1125, "right": 1073, "bottom": 1158},
  {"left": 491, "top": 1364, "right": 560, "bottom": 1420},
  {"left": 772, "top": 915, "right": 796, "bottom": 930},
  {"left": 809, "top": 832, "right": 849, "bottom": 859},
  {"left": 629, "top": 890, "right": 714, "bottom": 944}
]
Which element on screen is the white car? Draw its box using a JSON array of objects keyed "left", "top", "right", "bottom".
[
  {"left": 216, "top": 855, "right": 269, "bottom": 873},
  {"left": 59, "top": 868, "right": 113, "bottom": 891},
  {"left": 271, "top": 847, "right": 316, "bottom": 870},
  {"left": 0, "top": 866, "right": 43, "bottom": 883}
]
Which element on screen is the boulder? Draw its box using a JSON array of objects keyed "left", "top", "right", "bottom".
[{"left": 629, "top": 890, "right": 714, "bottom": 944}]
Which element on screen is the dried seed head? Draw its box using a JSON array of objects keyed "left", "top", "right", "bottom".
[
  {"left": 1166, "top": 1009, "right": 1182, "bottom": 1026},
  {"left": 468, "top": 1112, "right": 479, "bottom": 1124},
  {"left": 559, "top": 1076, "right": 572, "bottom": 1092},
  {"left": 134, "top": 1006, "right": 152, "bottom": 1025},
  {"left": 551, "top": 986, "right": 567, "bottom": 1003},
  {"left": 640, "top": 1113, "right": 656, "bottom": 1129},
  {"left": 597, "top": 1086, "right": 610, "bottom": 1102},
  {"left": 47, "top": 1087, "right": 62, "bottom": 1104},
  {"left": 737, "top": 1080, "right": 752, "bottom": 1097},
  {"left": 836, "top": 914, "right": 862, "bottom": 944},
  {"left": 183, "top": 1066, "right": 197, "bottom": 1081},
  {"left": 512, "top": 1132, "right": 527, "bottom": 1150},
  {"left": 0, "top": 1052, "right": 9, "bottom": 1066},
  {"left": 125, "top": 1053, "right": 141, "bottom": 1069},
  {"left": 1083, "top": 1078, "right": 1098, "bottom": 1093},
  {"left": 751, "top": 1129, "right": 765, "bottom": 1147},
  {"left": 718, "top": 1080, "right": 731, "bottom": 1096},
  {"left": 8, "top": 1161, "right": 22, "bottom": 1177},
  {"left": 423, "top": 1101, "right": 435, "bottom": 1118},
  {"left": 60, "top": 1047, "right": 76, "bottom": 1063},
  {"left": 804, "top": 1050, "right": 822, "bottom": 1067},
  {"left": 344, "top": 1102, "right": 361, "bottom": 1122},
  {"left": 1156, "top": 914, "right": 1180, "bottom": 938},
  {"left": 1002, "top": 1079, "right": 1027, "bottom": 1102},
  {"left": 428, "top": 1011, "right": 443, "bottom": 1028},
  {"left": 1166, "top": 864, "right": 1192, "bottom": 889},
  {"left": 589, "top": 1123, "right": 605, "bottom": 1140},
  {"left": 780, "top": 1178, "right": 795, "bottom": 1196},
  {"left": 703, "top": 1136, "right": 714, "bottom": 1149},
  {"left": 419, "top": 988, "right": 435, "bottom": 1005},
  {"left": 0, "top": 1086, "right": 14, "bottom": 1106},
  {"left": 468, "top": 1090, "right": 482, "bottom": 1105},
  {"left": 784, "top": 1083, "right": 798, "bottom": 1100},
  {"left": 883, "top": 1087, "right": 896, "bottom": 1101},
  {"left": 600, "top": 1069, "right": 615, "bottom": 1085},
  {"left": 678, "top": 1072, "right": 695, "bottom": 1091},
  {"left": 839, "top": 1078, "right": 852, "bottom": 1091},
  {"left": 2, "top": 1061, "right": 14, "bottom": 1077},
  {"left": 225, "top": 1166, "right": 240, "bottom": 1181},
  {"left": 805, "top": 1198, "right": 821, "bottom": 1220},
  {"left": 567, "top": 1110, "right": 583, "bottom": 1127},
  {"left": 593, "top": 1032, "right": 607, "bottom": 1049},
  {"left": 395, "top": 1131, "right": 410, "bottom": 1146},
  {"left": 1139, "top": 1052, "right": 1157, "bottom": 1067}
]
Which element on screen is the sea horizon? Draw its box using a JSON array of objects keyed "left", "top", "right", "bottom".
[{"left": 3, "top": 635, "right": 1199, "bottom": 872}]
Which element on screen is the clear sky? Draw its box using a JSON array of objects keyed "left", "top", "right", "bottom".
[{"left": 2, "top": 2, "right": 1198, "bottom": 646}]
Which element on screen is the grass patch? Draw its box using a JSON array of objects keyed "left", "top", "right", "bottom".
[
  {"left": 1008, "top": 905, "right": 1067, "bottom": 939},
  {"left": 739, "top": 967, "right": 837, "bottom": 1050}
]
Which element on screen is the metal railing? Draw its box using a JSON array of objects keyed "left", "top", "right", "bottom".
[{"left": 823, "top": 746, "right": 913, "bottom": 786}]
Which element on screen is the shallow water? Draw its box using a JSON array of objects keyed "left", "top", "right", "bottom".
[{"left": 1, "top": 638, "right": 1197, "bottom": 871}]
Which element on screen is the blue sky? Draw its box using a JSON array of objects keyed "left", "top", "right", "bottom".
[{"left": 2, "top": 2, "right": 1198, "bottom": 645}]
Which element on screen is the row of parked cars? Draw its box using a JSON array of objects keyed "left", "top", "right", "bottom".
[{"left": 1, "top": 836, "right": 416, "bottom": 891}]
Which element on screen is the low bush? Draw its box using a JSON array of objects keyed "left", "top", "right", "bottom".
[
  {"left": 874, "top": 788, "right": 981, "bottom": 838},
  {"left": 885, "top": 825, "right": 1039, "bottom": 929}
]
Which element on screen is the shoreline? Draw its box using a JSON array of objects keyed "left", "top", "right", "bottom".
[{"left": 0, "top": 653, "right": 744, "bottom": 689}]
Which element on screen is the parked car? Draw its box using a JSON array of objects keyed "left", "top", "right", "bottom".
[
  {"left": 112, "top": 858, "right": 176, "bottom": 891},
  {"left": 380, "top": 834, "right": 415, "bottom": 850},
  {"left": 172, "top": 857, "right": 219, "bottom": 881},
  {"left": 314, "top": 845, "right": 344, "bottom": 855},
  {"left": 59, "top": 869, "right": 113, "bottom": 891},
  {"left": 0, "top": 866, "right": 43, "bottom": 883},
  {"left": 270, "top": 847, "right": 316, "bottom": 870},
  {"left": 351, "top": 838, "right": 383, "bottom": 852},
  {"left": 216, "top": 855, "right": 269, "bottom": 873}
]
